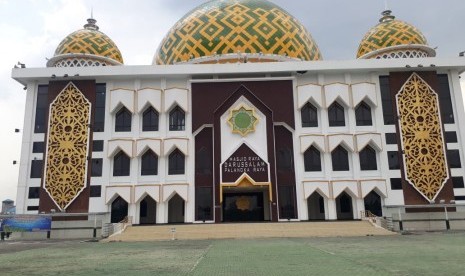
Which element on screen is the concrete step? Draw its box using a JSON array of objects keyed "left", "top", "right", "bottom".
[{"left": 105, "top": 221, "right": 396, "bottom": 242}]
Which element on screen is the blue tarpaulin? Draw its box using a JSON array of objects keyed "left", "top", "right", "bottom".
[{"left": 0, "top": 215, "right": 51, "bottom": 232}]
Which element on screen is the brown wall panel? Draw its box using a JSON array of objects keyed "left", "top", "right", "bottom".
[
  {"left": 192, "top": 80, "right": 295, "bottom": 132},
  {"left": 211, "top": 84, "right": 280, "bottom": 222}
]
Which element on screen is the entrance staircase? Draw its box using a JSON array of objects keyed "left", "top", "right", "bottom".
[{"left": 104, "top": 221, "right": 395, "bottom": 242}]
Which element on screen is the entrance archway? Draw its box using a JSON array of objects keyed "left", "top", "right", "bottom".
[
  {"left": 307, "top": 192, "right": 326, "bottom": 220},
  {"left": 336, "top": 192, "right": 354, "bottom": 220},
  {"left": 168, "top": 194, "right": 185, "bottom": 223},
  {"left": 364, "top": 191, "right": 382, "bottom": 217},
  {"left": 139, "top": 196, "right": 157, "bottom": 224},
  {"left": 223, "top": 192, "right": 265, "bottom": 222},
  {"left": 111, "top": 196, "right": 128, "bottom": 223}
]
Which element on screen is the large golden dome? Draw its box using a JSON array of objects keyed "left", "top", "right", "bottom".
[
  {"left": 47, "top": 18, "right": 124, "bottom": 67},
  {"left": 154, "top": 0, "right": 322, "bottom": 65},
  {"left": 357, "top": 11, "right": 435, "bottom": 59}
]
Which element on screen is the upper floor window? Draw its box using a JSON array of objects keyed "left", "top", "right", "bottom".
[
  {"left": 115, "top": 107, "right": 132, "bottom": 132},
  {"left": 34, "top": 85, "right": 49, "bottom": 133},
  {"left": 91, "top": 158, "right": 103, "bottom": 177},
  {"left": 304, "top": 146, "right": 321, "bottom": 172},
  {"left": 169, "top": 106, "right": 185, "bottom": 131},
  {"left": 328, "top": 102, "right": 345, "bottom": 127},
  {"left": 141, "top": 150, "right": 158, "bottom": 176},
  {"left": 355, "top": 102, "right": 373, "bottom": 126},
  {"left": 301, "top": 102, "right": 318, "bottom": 127},
  {"left": 142, "top": 106, "right": 159, "bottom": 132},
  {"left": 331, "top": 145, "right": 349, "bottom": 171},
  {"left": 94, "top": 83, "right": 106, "bottom": 132},
  {"left": 30, "top": 160, "right": 43, "bottom": 178},
  {"left": 359, "top": 145, "right": 377, "bottom": 171},
  {"left": 113, "top": 151, "right": 130, "bottom": 176},
  {"left": 169, "top": 149, "right": 185, "bottom": 175}
]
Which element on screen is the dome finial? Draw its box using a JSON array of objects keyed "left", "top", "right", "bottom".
[
  {"left": 379, "top": 10, "right": 395, "bottom": 23},
  {"left": 84, "top": 9, "right": 99, "bottom": 31}
]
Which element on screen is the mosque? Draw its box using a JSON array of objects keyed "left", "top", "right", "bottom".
[{"left": 11, "top": 0, "right": 465, "bottom": 225}]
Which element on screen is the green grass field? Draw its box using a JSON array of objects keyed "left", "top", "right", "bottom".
[{"left": 0, "top": 233, "right": 464, "bottom": 275}]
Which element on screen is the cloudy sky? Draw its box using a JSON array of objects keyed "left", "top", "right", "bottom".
[{"left": 0, "top": 0, "right": 465, "bottom": 204}]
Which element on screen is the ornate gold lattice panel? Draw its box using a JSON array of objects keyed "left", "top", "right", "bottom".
[
  {"left": 44, "top": 82, "right": 91, "bottom": 210},
  {"left": 396, "top": 73, "right": 449, "bottom": 201}
]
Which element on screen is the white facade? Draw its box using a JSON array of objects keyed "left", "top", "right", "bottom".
[{"left": 12, "top": 58, "right": 465, "bottom": 223}]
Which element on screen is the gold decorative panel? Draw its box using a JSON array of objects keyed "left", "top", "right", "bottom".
[
  {"left": 396, "top": 73, "right": 448, "bottom": 201},
  {"left": 44, "top": 82, "right": 91, "bottom": 210}
]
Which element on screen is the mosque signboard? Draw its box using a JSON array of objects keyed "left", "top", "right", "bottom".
[{"left": 221, "top": 144, "right": 269, "bottom": 183}]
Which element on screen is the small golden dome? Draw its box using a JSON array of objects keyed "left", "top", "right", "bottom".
[
  {"left": 357, "top": 11, "right": 435, "bottom": 59},
  {"left": 47, "top": 18, "right": 123, "bottom": 67}
]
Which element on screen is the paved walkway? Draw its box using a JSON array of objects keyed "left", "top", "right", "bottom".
[{"left": 106, "top": 221, "right": 395, "bottom": 242}]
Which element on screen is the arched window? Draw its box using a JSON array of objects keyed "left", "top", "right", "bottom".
[
  {"left": 328, "top": 102, "right": 345, "bottom": 127},
  {"left": 169, "top": 106, "right": 185, "bottom": 131},
  {"left": 115, "top": 107, "right": 132, "bottom": 132},
  {"left": 359, "top": 145, "right": 377, "bottom": 171},
  {"left": 111, "top": 196, "right": 128, "bottom": 223},
  {"left": 169, "top": 149, "right": 185, "bottom": 175},
  {"left": 331, "top": 145, "right": 349, "bottom": 171},
  {"left": 141, "top": 150, "right": 158, "bottom": 176},
  {"left": 301, "top": 102, "right": 318, "bottom": 127},
  {"left": 113, "top": 151, "right": 130, "bottom": 176},
  {"left": 355, "top": 102, "right": 372, "bottom": 126},
  {"left": 304, "top": 146, "right": 321, "bottom": 172},
  {"left": 142, "top": 106, "right": 159, "bottom": 131}
]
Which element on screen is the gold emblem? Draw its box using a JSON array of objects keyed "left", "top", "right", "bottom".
[
  {"left": 236, "top": 196, "right": 251, "bottom": 211},
  {"left": 227, "top": 105, "right": 259, "bottom": 137},
  {"left": 396, "top": 73, "right": 448, "bottom": 201}
]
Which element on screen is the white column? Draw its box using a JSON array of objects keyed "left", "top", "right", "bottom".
[
  {"left": 355, "top": 198, "right": 365, "bottom": 219},
  {"left": 327, "top": 199, "right": 337, "bottom": 220},
  {"left": 158, "top": 201, "right": 167, "bottom": 224}
]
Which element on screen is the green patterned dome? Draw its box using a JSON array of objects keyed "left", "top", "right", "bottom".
[
  {"left": 154, "top": 0, "right": 322, "bottom": 65},
  {"left": 357, "top": 11, "right": 435, "bottom": 59},
  {"left": 47, "top": 18, "right": 124, "bottom": 67}
]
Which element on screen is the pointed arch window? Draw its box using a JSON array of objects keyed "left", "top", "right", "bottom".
[
  {"left": 301, "top": 102, "right": 318, "bottom": 127},
  {"left": 141, "top": 150, "right": 158, "bottom": 176},
  {"left": 328, "top": 102, "right": 345, "bottom": 127},
  {"left": 304, "top": 146, "right": 322, "bottom": 172},
  {"left": 169, "top": 106, "right": 185, "bottom": 131},
  {"left": 355, "top": 102, "right": 373, "bottom": 126},
  {"left": 115, "top": 107, "right": 132, "bottom": 132},
  {"left": 359, "top": 145, "right": 377, "bottom": 171},
  {"left": 142, "top": 106, "right": 159, "bottom": 131},
  {"left": 331, "top": 145, "right": 349, "bottom": 171},
  {"left": 113, "top": 151, "right": 130, "bottom": 176},
  {"left": 169, "top": 149, "right": 185, "bottom": 175}
]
